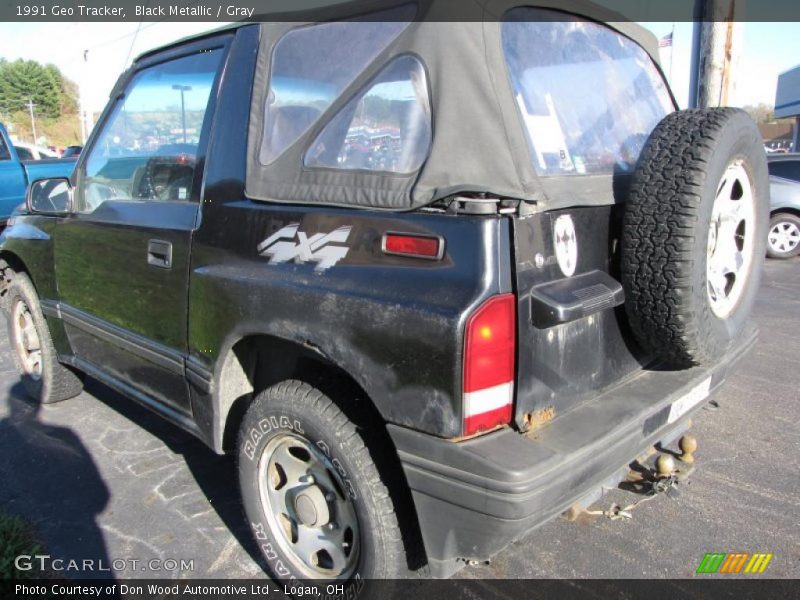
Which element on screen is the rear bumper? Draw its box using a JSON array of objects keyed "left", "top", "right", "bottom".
[{"left": 388, "top": 327, "right": 757, "bottom": 575}]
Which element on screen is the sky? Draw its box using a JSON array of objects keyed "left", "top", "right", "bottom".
[
  {"left": 0, "top": 20, "right": 799, "bottom": 118},
  {"left": 643, "top": 21, "right": 800, "bottom": 108},
  {"left": 0, "top": 21, "right": 233, "bottom": 116}
]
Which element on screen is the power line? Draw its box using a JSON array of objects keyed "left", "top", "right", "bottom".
[
  {"left": 123, "top": 21, "right": 145, "bottom": 70},
  {"left": 57, "top": 0, "right": 225, "bottom": 72},
  {"left": 82, "top": 0, "right": 209, "bottom": 56}
]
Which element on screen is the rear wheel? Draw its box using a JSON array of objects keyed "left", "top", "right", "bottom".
[
  {"left": 237, "top": 380, "right": 405, "bottom": 590},
  {"left": 6, "top": 272, "right": 83, "bottom": 403},
  {"left": 766, "top": 212, "right": 800, "bottom": 259}
]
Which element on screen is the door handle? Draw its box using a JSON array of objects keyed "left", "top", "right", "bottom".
[{"left": 147, "top": 239, "right": 172, "bottom": 269}]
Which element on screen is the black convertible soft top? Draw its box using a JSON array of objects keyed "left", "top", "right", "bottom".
[{"left": 238, "top": 0, "right": 671, "bottom": 211}]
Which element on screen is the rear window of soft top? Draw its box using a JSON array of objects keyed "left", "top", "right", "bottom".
[{"left": 502, "top": 8, "right": 674, "bottom": 177}]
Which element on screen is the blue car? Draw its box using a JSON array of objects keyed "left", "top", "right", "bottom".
[{"left": 0, "top": 123, "right": 77, "bottom": 227}]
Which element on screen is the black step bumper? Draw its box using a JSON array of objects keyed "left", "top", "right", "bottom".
[{"left": 387, "top": 327, "right": 757, "bottom": 576}]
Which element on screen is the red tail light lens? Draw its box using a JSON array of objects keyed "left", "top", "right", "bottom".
[
  {"left": 463, "top": 294, "right": 516, "bottom": 436},
  {"left": 382, "top": 233, "right": 442, "bottom": 259}
]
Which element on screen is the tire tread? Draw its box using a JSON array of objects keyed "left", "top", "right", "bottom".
[
  {"left": 238, "top": 379, "right": 405, "bottom": 580},
  {"left": 622, "top": 108, "right": 765, "bottom": 366}
]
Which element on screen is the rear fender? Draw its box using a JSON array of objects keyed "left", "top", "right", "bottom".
[{"left": 188, "top": 203, "right": 513, "bottom": 439}]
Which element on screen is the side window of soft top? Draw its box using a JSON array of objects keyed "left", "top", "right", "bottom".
[
  {"left": 0, "top": 135, "right": 9, "bottom": 160},
  {"left": 304, "top": 55, "right": 432, "bottom": 174},
  {"left": 259, "top": 6, "right": 414, "bottom": 165}
]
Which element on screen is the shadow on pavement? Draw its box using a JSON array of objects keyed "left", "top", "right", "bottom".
[
  {"left": 0, "top": 385, "right": 113, "bottom": 580},
  {"left": 80, "top": 377, "right": 267, "bottom": 574}
]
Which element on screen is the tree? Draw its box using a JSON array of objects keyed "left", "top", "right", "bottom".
[
  {"left": 741, "top": 103, "right": 775, "bottom": 125},
  {"left": 45, "top": 64, "right": 79, "bottom": 115},
  {"left": 0, "top": 59, "right": 78, "bottom": 119}
]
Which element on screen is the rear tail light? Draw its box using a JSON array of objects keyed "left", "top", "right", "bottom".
[{"left": 463, "top": 294, "right": 516, "bottom": 436}]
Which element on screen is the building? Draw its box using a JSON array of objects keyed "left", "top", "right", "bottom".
[
  {"left": 760, "top": 123, "right": 794, "bottom": 153},
  {"left": 775, "top": 65, "right": 800, "bottom": 152}
]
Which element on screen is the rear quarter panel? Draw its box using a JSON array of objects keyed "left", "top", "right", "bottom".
[{"left": 189, "top": 204, "right": 511, "bottom": 437}]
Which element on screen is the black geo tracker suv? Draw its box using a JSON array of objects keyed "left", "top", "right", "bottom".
[{"left": 1, "top": 0, "right": 768, "bottom": 589}]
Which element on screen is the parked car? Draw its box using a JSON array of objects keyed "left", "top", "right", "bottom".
[
  {"left": 12, "top": 142, "right": 59, "bottom": 161},
  {"left": 61, "top": 145, "right": 82, "bottom": 159},
  {"left": 767, "top": 153, "right": 800, "bottom": 259},
  {"left": 0, "top": 123, "right": 77, "bottom": 227},
  {"left": 0, "top": 5, "right": 768, "bottom": 589}
]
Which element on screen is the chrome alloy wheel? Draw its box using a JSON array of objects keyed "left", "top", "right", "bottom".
[
  {"left": 706, "top": 161, "right": 756, "bottom": 318},
  {"left": 768, "top": 219, "right": 800, "bottom": 255},
  {"left": 11, "top": 298, "right": 42, "bottom": 380},
  {"left": 257, "top": 433, "right": 360, "bottom": 579}
]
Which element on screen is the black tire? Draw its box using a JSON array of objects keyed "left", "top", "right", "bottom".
[
  {"left": 5, "top": 272, "right": 84, "bottom": 403},
  {"left": 766, "top": 212, "right": 800, "bottom": 259},
  {"left": 237, "top": 380, "right": 404, "bottom": 590},
  {"left": 622, "top": 108, "right": 768, "bottom": 367}
]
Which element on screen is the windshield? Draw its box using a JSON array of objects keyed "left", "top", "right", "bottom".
[{"left": 502, "top": 8, "right": 674, "bottom": 177}]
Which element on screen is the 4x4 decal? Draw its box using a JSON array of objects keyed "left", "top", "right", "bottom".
[{"left": 257, "top": 223, "right": 352, "bottom": 272}]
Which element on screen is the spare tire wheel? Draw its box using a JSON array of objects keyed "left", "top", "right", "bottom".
[{"left": 621, "top": 108, "right": 768, "bottom": 368}]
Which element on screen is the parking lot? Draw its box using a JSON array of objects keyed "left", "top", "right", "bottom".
[{"left": 0, "top": 259, "right": 797, "bottom": 581}]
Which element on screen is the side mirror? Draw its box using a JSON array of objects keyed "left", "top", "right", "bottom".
[{"left": 28, "top": 178, "right": 73, "bottom": 214}]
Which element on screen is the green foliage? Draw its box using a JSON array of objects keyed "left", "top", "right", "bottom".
[
  {"left": 0, "top": 59, "right": 78, "bottom": 120},
  {"left": 741, "top": 102, "right": 794, "bottom": 126},
  {"left": 45, "top": 63, "right": 79, "bottom": 115},
  {"left": 0, "top": 512, "right": 43, "bottom": 579}
]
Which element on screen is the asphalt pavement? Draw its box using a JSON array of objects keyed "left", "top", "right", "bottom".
[{"left": 0, "top": 259, "right": 797, "bottom": 581}]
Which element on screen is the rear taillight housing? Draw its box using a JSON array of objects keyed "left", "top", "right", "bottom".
[{"left": 462, "top": 294, "right": 516, "bottom": 436}]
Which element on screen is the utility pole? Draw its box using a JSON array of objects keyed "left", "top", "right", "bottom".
[
  {"left": 26, "top": 99, "right": 37, "bottom": 144},
  {"left": 689, "top": 0, "right": 743, "bottom": 109},
  {"left": 172, "top": 84, "right": 192, "bottom": 143},
  {"left": 80, "top": 49, "right": 89, "bottom": 144}
]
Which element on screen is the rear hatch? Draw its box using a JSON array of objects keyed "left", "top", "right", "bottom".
[
  {"left": 511, "top": 206, "right": 647, "bottom": 430},
  {"left": 500, "top": 13, "right": 675, "bottom": 429}
]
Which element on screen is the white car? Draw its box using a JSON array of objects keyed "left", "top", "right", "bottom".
[
  {"left": 12, "top": 142, "right": 59, "bottom": 161},
  {"left": 767, "top": 154, "right": 800, "bottom": 259}
]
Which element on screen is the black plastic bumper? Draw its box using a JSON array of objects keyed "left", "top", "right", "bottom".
[{"left": 388, "top": 327, "right": 757, "bottom": 575}]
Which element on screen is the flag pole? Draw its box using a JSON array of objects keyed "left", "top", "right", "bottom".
[{"left": 669, "top": 23, "right": 675, "bottom": 84}]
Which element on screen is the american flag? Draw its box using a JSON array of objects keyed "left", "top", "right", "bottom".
[{"left": 659, "top": 32, "right": 673, "bottom": 48}]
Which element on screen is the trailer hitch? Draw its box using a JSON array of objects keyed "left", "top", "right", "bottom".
[
  {"left": 587, "top": 475, "right": 681, "bottom": 521},
  {"left": 584, "top": 434, "right": 698, "bottom": 521}
]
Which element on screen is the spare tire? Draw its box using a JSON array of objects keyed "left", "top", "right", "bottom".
[{"left": 621, "top": 108, "right": 768, "bottom": 368}]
